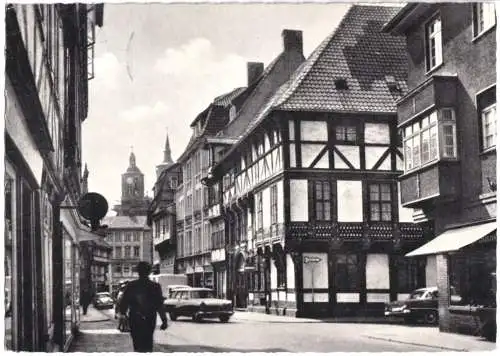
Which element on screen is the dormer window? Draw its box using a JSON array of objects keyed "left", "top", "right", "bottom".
[
  {"left": 334, "top": 78, "right": 348, "bottom": 90},
  {"left": 229, "top": 105, "right": 236, "bottom": 122},
  {"left": 402, "top": 108, "right": 457, "bottom": 172}
]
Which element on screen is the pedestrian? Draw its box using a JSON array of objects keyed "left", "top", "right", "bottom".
[
  {"left": 81, "top": 289, "right": 91, "bottom": 316},
  {"left": 118, "top": 261, "right": 168, "bottom": 352}
]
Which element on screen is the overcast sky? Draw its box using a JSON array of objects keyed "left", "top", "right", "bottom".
[{"left": 82, "top": 2, "right": 358, "bottom": 211}]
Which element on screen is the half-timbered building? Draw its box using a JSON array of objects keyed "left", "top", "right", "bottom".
[
  {"left": 207, "top": 5, "right": 434, "bottom": 318},
  {"left": 5, "top": 4, "right": 104, "bottom": 351},
  {"left": 384, "top": 2, "right": 497, "bottom": 337}
]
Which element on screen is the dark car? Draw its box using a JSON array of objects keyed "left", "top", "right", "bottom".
[
  {"left": 164, "top": 287, "right": 233, "bottom": 323},
  {"left": 384, "top": 287, "right": 439, "bottom": 324},
  {"left": 94, "top": 292, "right": 115, "bottom": 310}
]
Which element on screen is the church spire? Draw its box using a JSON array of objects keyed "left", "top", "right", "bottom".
[
  {"left": 129, "top": 146, "right": 136, "bottom": 168},
  {"left": 163, "top": 131, "right": 173, "bottom": 164}
]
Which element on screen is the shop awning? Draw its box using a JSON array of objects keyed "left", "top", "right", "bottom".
[
  {"left": 406, "top": 221, "right": 497, "bottom": 257},
  {"left": 77, "top": 223, "right": 106, "bottom": 242}
]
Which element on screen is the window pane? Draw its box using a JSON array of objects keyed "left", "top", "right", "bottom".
[
  {"left": 430, "top": 125, "right": 438, "bottom": 159},
  {"left": 316, "top": 182, "right": 323, "bottom": 199},
  {"left": 323, "top": 182, "right": 330, "bottom": 199},
  {"left": 381, "top": 203, "right": 392, "bottom": 221},
  {"left": 381, "top": 183, "right": 391, "bottom": 195},
  {"left": 421, "top": 128, "right": 430, "bottom": 163},
  {"left": 369, "top": 184, "right": 379, "bottom": 201},
  {"left": 324, "top": 203, "right": 331, "bottom": 221},
  {"left": 404, "top": 138, "right": 413, "bottom": 170},
  {"left": 412, "top": 136, "right": 421, "bottom": 166},
  {"left": 442, "top": 124, "right": 455, "bottom": 157},
  {"left": 336, "top": 127, "right": 345, "bottom": 141},
  {"left": 370, "top": 203, "right": 380, "bottom": 221},
  {"left": 315, "top": 202, "right": 323, "bottom": 220}
]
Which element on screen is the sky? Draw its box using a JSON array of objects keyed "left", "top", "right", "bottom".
[{"left": 82, "top": 2, "right": 362, "bottom": 212}]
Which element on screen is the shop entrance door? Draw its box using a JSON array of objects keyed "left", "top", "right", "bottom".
[{"left": 235, "top": 271, "right": 248, "bottom": 308}]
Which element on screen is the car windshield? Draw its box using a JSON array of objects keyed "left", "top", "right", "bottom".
[
  {"left": 97, "top": 293, "right": 111, "bottom": 298},
  {"left": 409, "top": 290, "right": 429, "bottom": 299},
  {"left": 191, "top": 290, "right": 215, "bottom": 299}
]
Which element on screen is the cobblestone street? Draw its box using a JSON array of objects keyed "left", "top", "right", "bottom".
[{"left": 69, "top": 307, "right": 496, "bottom": 352}]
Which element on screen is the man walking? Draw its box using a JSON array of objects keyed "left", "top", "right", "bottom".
[{"left": 118, "top": 261, "right": 168, "bottom": 352}]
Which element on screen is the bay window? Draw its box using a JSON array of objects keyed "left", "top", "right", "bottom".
[{"left": 403, "top": 108, "right": 457, "bottom": 172}]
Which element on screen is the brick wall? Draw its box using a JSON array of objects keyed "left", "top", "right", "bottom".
[{"left": 436, "top": 254, "right": 451, "bottom": 331}]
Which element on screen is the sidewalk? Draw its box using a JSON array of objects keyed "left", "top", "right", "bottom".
[
  {"left": 361, "top": 324, "right": 496, "bottom": 352},
  {"left": 234, "top": 311, "right": 496, "bottom": 352},
  {"left": 70, "top": 307, "right": 132, "bottom": 352}
]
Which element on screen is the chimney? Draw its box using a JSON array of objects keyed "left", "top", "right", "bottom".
[
  {"left": 247, "top": 62, "right": 264, "bottom": 86},
  {"left": 282, "top": 29, "right": 303, "bottom": 54}
]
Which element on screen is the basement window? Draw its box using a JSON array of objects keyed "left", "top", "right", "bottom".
[{"left": 334, "top": 78, "right": 349, "bottom": 90}]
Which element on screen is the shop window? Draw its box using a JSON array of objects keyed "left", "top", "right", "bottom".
[
  {"left": 335, "top": 254, "right": 361, "bottom": 291},
  {"left": 368, "top": 183, "right": 392, "bottom": 222},
  {"left": 425, "top": 15, "right": 442, "bottom": 71},
  {"left": 473, "top": 3, "right": 496, "bottom": 38},
  {"left": 311, "top": 181, "right": 332, "bottom": 221},
  {"left": 393, "top": 256, "right": 419, "bottom": 292},
  {"left": 402, "top": 109, "right": 456, "bottom": 172},
  {"left": 449, "top": 248, "right": 496, "bottom": 307}
]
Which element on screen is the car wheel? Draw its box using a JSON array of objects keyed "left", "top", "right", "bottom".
[
  {"left": 424, "top": 311, "right": 438, "bottom": 325},
  {"left": 169, "top": 312, "right": 177, "bottom": 321},
  {"left": 219, "top": 315, "right": 230, "bottom": 323}
]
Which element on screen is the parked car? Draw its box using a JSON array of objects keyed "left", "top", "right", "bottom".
[
  {"left": 164, "top": 287, "right": 233, "bottom": 323},
  {"left": 165, "top": 285, "right": 191, "bottom": 298},
  {"left": 94, "top": 292, "right": 115, "bottom": 310},
  {"left": 384, "top": 287, "right": 439, "bottom": 324}
]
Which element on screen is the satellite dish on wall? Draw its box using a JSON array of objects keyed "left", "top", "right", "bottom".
[{"left": 78, "top": 192, "right": 109, "bottom": 230}]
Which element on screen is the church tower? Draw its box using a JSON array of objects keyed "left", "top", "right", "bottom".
[
  {"left": 116, "top": 148, "right": 149, "bottom": 216},
  {"left": 156, "top": 132, "right": 174, "bottom": 178}
]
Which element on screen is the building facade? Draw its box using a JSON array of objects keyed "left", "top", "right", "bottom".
[
  {"left": 207, "top": 6, "right": 435, "bottom": 317},
  {"left": 384, "top": 2, "right": 497, "bottom": 336},
  {"left": 4, "top": 3, "right": 104, "bottom": 351},
  {"left": 177, "top": 29, "right": 306, "bottom": 291},
  {"left": 79, "top": 165, "right": 112, "bottom": 295},
  {"left": 149, "top": 134, "right": 182, "bottom": 274}
]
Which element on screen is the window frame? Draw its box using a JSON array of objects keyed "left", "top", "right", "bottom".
[
  {"left": 270, "top": 184, "right": 278, "bottom": 225},
  {"left": 425, "top": 14, "right": 443, "bottom": 72},
  {"left": 256, "top": 191, "right": 263, "bottom": 232},
  {"left": 402, "top": 108, "right": 457, "bottom": 173},
  {"left": 472, "top": 2, "right": 496, "bottom": 39},
  {"left": 334, "top": 125, "right": 358, "bottom": 144},
  {"left": 368, "top": 182, "right": 393, "bottom": 222},
  {"left": 311, "top": 180, "right": 333, "bottom": 221},
  {"left": 481, "top": 103, "right": 497, "bottom": 151}
]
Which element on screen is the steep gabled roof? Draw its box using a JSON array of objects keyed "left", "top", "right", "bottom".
[
  {"left": 274, "top": 5, "right": 407, "bottom": 113},
  {"left": 222, "top": 47, "right": 305, "bottom": 139}
]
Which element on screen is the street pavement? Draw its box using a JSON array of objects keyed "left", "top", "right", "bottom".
[{"left": 70, "top": 307, "right": 496, "bottom": 353}]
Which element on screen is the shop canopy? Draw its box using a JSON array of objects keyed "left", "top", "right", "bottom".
[{"left": 406, "top": 221, "right": 497, "bottom": 257}]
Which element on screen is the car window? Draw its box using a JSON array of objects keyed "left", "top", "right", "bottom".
[
  {"left": 431, "top": 290, "right": 439, "bottom": 299},
  {"left": 191, "top": 290, "right": 215, "bottom": 299},
  {"left": 180, "top": 291, "right": 190, "bottom": 300},
  {"left": 409, "top": 290, "right": 427, "bottom": 299}
]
